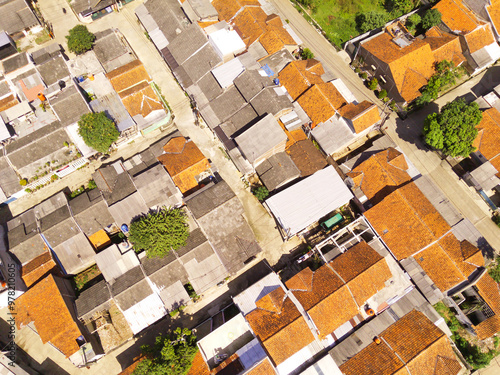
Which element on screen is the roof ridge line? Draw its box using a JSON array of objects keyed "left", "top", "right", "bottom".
[{"left": 326, "top": 262, "right": 360, "bottom": 310}]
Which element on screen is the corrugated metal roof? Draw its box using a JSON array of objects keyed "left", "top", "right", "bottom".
[
  {"left": 150, "top": 28, "right": 169, "bottom": 50},
  {"left": 95, "top": 245, "right": 140, "bottom": 283},
  {"left": 265, "top": 166, "right": 353, "bottom": 236},
  {"left": 211, "top": 58, "right": 245, "bottom": 89},
  {"left": 0, "top": 115, "right": 11, "bottom": 141},
  {"left": 122, "top": 293, "right": 167, "bottom": 334}
]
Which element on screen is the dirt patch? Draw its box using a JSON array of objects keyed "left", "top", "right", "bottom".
[{"left": 93, "top": 301, "right": 133, "bottom": 353}]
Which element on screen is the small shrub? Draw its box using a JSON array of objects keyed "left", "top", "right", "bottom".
[
  {"left": 51, "top": 174, "right": 59, "bottom": 181},
  {"left": 407, "top": 13, "right": 421, "bottom": 29},
  {"left": 252, "top": 186, "right": 269, "bottom": 201},
  {"left": 378, "top": 89, "right": 388, "bottom": 99},
  {"left": 87, "top": 179, "right": 97, "bottom": 190},
  {"left": 300, "top": 47, "right": 314, "bottom": 60},
  {"left": 19, "top": 178, "right": 27, "bottom": 186},
  {"left": 422, "top": 9, "right": 442, "bottom": 30},
  {"left": 492, "top": 214, "right": 500, "bottom": 228},
  {"left": 25, "top": 188, "right": 32, "bottom": 193},
  {"left": 354, "top": 67, "right": 361, "bottom": 74},
  {"left": 489, "top": 258, "right": 500, "bottom": 283},
  {"left": 367, "top": 78, "right": 378, "bottom": 90},
  {"left": 360, "top": 72, "right": 368, "bottom": 80},
  {"left": 63, "top": 141, "right": 69, "bottom": 147}
]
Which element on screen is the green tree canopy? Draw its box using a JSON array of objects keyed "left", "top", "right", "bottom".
[
  {"left": 386, "top": 0, "right": 414, "bottom": 15},
  {"left": 66, "top": 25, "right": 96, "bottom": 55},
  {"left": 301, "top": 47, "right": 314, "bottom": 60},
  {"left": 423, "top": 99, "right": 482, "bottom": 157},
  {"left": 356, "top": 11, "right": 389, "bottom": 33},
  {"left": 406, "top": 13, "right": 421, "bottom": 29},
  {"left": 129, "top": 208, "right": 189, "bottom": 258},
  {"left": 422, "top": 9, "right": 442, "bottom": 30},
  {"left": 78, "top": 112, "right": 119, "bottom": 154},
  {"left": 133, "top": 328, "right": 198, "bottom": 375}
]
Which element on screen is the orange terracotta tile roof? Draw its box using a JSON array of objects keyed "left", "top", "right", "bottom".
[
  {"left": 364, "top": 181, "right": 451, "bottom": 260},
  {"left": 297, "top": 83, "right": 346, "bottom": 125},
  {"left": 475, "top": 107, "right": 500, "bottom": 161},
  {"left": 491, "top": 155, "right": 500, "bottom": 178},
  {"left": 211, "top": 353, "right": 243, "bottom": 374},
  {"left": 286, "top": 139, "right": 328, "bottom": 177},
  {"left": 0, "top": 94, "right": 19, "bottom": 112},
  {"left": 198, "top": 21, "right": 219, "bottom": 29},
  {"left": 187, "top": 351, "right": 210, "bottom": 375},
  {"left": 21, "top": 250, "right": 61, "bottom": 288},
  {"left": 330, "top": 241, "right": 392, "bottom": 306},
  {"left": 119, "top": 83, "right": 163, "bottom": 118},
  {"left": 425, "top": 27, "right": 466, "bottom": 67},
  {"left": 339, "top": 101, "right": 381, "bottom": 133},
  {"left": 245, "top": 358, "right": 276, "bottom": 374},
  {"left": 473, "top": 274, "right": 500, "bottom": 339},
  {"left": 211, "top": 0, "right": 260, "bottom": 21},
  {"left": 415, "top": 242, "right": 467, "bottom": 291},
  {"left": 433, "top": 0, "right": 480, "bottom": 34},
  {"left": 347, "top": 148, "right": 411, "bottom": 204},
  {"left": 278, "top": 60, "right": 325, "bottom": 100},
  {"left": 487, "top": 1, "right": 500, "bottom": 37},
  {"left": 340, "top": 310, "right": 461, "bottom": 375},
  {"left": 107, "top": 59, "right": 151, "bottom": 93},
  {"left": 438, "top": 233, "right": 483, "bottom": 276},
  {"left": 15, "top": 274, "right": 83, "bottom": 357},
  {"left": 277, "top": 119, "right": 307, "bottom": 149},
  {"left": 246, "top": 288, "right": 315, "bottom": 365},
  {"left": 361, "top": 34, "right": 434, "bottom": 102},
  {"left": 158, "top": 137, "right": 208, "bottom": 177},
  {"left": 88, "top": 229, "right": 112, "bottom": 250},
  {"left": 464, "top": 24, "right": 495, "bottom": 54},
  {"left": 308, "top": 285, "right": 359, "bottom": 339},
  {"left": 287, "top": 243, "right": 392, "bottom": 338},
  {"left": 233, "top": 7, "right": 268, "bottom": 46},
  {"left": 158, "top": 137, "right": 210, "bottom": 193},
  {"left": 259, "top": 25, "right": 296, "bottom": 55}
]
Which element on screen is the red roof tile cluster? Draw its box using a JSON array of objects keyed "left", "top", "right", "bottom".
[
  {"left": 474, "top": 107, "right": 500, "bottom": 177},
  {"left": 361, "top": 32, "right": 435, "bottom": 103},
  {"left": 433, "top": 0, "right": 496, "bottom": 54},
  {"left": 358, "top": 149, "right": 484, "bottom": 291},
  {"left": 213, "top": 0, "right": 296, "bottom": 56},
  {"left": 472, "top": 273, "right": 500, "bottom": 340},
  {"left": 245, "top": 288, "right": 315, "bottom": 365},
  {"left": 286, "top": 241, "right": 392, "bottom": 338},
  {"left": 15, "top": 275, "right": 83, "bottom": 357},
  {"left": 157, "top": 137, "right": 211, "bottom": 193},
  {"left": 277, "top": 59, "right": 325, "bottom": 100},
  {"left": 347, "top": 147, "right": 411, "bottom": 205},
  {"left": 245, "top": 358, "right": 276, "bottom": 374},
  {"left": 107, "top": 59, "right": 164, "bottom": 118},
  {"left": 425, "top": 27, "right": 466, "bottom": 67},
  {"left": 339, "top": 310, "right": 462, "bottom": 375},
  {"left": 280, "top": 60, "right": 380, "bottom": 129},
  {"left": 487, "top": 0, "right": 500, "bottom": 38},
  {"left": 21, "top": 250, "right": 62, "bottom": 288}
]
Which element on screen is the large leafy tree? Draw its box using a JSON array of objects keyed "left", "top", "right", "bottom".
[
  {"left": 422, "top": 9, "right": 442, "bottom": 30},
  {"left": 423, "top": 99, "right": 482, "bottom": 157},
  {"left": 129, "top": 208, "right": 189, "bottom": 258},
  {"left": 66, "top": 25, "right": 96, "bottom": 55},
  {"left": 134, "top": 328, "right": 198, "bottom": 375},
  {"left": 78, "top": 112, "right": 119, "bottom": 154},
  {"left": 356, "top": 11, "right": 389, "bottom": 33}
]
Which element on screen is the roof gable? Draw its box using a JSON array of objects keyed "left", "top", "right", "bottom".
[
  {"left": 464, "top": 23, "right": 495, "bottom": 54},
  {"left": 340, "top": 310, "right": 461, "bottom": 375},
  {"left": 433, "top": 0, "right": 480, "bottom": 34},
  {"left": 15, "top": 275, "right": 82, "bottom": 357},
  {"left": 475, "top": 107, "right": 500, "bottom": 160},
  {"left": 364, "top": 182, "right": 451, "bottom": 260},
  {"left": 158, "top": 137, "right": 208, "bottom": 177}
]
